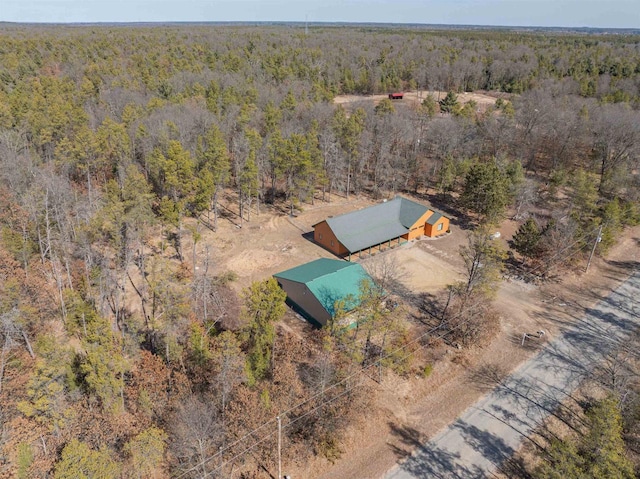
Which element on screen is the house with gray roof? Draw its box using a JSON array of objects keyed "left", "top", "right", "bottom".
[{"left": 312, "top": 196, "right": 449, "bottom": 260}]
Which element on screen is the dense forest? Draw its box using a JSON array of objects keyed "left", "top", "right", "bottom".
[{"left": 0, "top": 24, "right": 639, "bottom": 477}]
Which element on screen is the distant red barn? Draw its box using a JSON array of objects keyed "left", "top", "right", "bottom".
[{"left": 388, "top": 92, "right": 404, "bottom": 100}]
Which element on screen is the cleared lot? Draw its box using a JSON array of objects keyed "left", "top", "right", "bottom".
[
  {"left": 334, "top": 90, "right": 506, "bottom": 113},
  {"left": 359, "top": 242, "right": 464, "bottom": 294}
]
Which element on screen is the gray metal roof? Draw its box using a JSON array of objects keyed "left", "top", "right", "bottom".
[
  {"left": 325, "top": 197, "right": 429, "bottom": 253},
  {"left": 426, "top": 211, "right": 443, "bottom": 225},
  {"left": 399, "top": 197, "right": 430, "bottom": 228}
]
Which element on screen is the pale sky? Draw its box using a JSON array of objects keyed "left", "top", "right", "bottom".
[{"left": 1, "top": 0, "right": 638, "bottom": 28}]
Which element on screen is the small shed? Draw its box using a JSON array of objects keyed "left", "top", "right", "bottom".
[
  {"left": 388, "top": 92, "right": 404, "bottom": 100},
  {"left": 273, "top": 258, "right": 372, "bottom": 328}
]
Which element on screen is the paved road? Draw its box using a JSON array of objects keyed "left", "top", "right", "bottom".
[{"left": 385, "top": 270, "right": 640, "bottom": 479}]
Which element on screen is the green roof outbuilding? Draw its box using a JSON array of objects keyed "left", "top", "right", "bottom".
[{"left": 273, "top": 258, "right": 372, "bottom": 327}]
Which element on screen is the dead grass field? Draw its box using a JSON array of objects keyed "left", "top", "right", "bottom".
[{"left": 334, "top": 89, "right": 507, "bottom": 112}]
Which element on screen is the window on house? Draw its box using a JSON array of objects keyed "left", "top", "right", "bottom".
[
  {"left": 319, "top": 233, "right": 323, "bottom": 240},
  {"left": 331, "top": 240, "right": 334, "bottom": 246},
  {"left": 437, "top": 223, "right": 444, "bottom": 231}
]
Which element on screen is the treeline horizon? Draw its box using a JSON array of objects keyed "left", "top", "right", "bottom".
[{"left": 2, "top": 22, "right": 639, "bottom": 35}]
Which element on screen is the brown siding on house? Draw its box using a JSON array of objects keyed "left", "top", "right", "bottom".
[
  {"left": 414, "top": 210, "right": 434, "bottom": 227},
  {"left": 425, "top": 216, "right": 450, "bottom": 237},
  {"left": 313, "top": 220, "right": 349, "bottom": 256},
  {"left": 406, "top": 226, "right": 422, "bottom": 241},
  {"left": 406, "top": 210, "right": 434, "bottom": 240}
]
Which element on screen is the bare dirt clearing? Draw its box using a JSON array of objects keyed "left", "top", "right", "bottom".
[
  {"left": 192, "top": 194, "right": 374, "bottom": 289},
  {"left": 192, "top": 193, "right": 461, "bottom": 294},
  {"left": 334, "top": 90, "right": 506, "bottom": 112},
  {"left": 375, "top": 241, "right": 464, "bottom": 293}
]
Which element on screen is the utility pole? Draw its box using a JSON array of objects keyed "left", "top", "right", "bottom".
[
  {"left": 585, "top": 224, "right": 603, "bottom": 273},
  {"left": 277, "top": 415, "right": 282, "bottom": 479}
]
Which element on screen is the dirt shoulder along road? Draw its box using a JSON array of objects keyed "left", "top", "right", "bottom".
[
  {"left": 309, "top": 227, "right": 640, "bottom": 479},
  {"left": 385, "top": 266, "right": 640, "bottom": 478}
]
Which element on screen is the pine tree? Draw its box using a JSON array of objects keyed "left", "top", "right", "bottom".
[
  {"left": 439, "top": 91, "right": 459, "bottom": 113},
  {"left": 581, "top": 397, "right": 635, "bottom": 479},
  {"left": 79, "top": 341, "right": 128, "bottom": 413},
  {"left": 64, "top": 293, "right": 128, "bottom": 413},
  {"left": 241, "top": 278, "right": 286, "bottom": 384},
  {"left": 280, "top": 90, "right": 297, "bottom": 113},
  {"left": 277, "top": 133, "right": 313, "bottom": 216},
  {"left": 262, "top": 101, "right": 282, "bottom": 136},
  {"left": 570, "top": 169, "right": 599, "bottom": 221},
  {"left": 148, "top": 140, "right": 196, "bottom": 260},
  {"left": 238, "top": 136, "right": 259, "bottom": 224},
  {"left": 461, "top": 160, "right": 512, "bottom": 224},
  {"left": 598, "top": 198, "right": 623, "bottom": 254},
  {"left": 536, "top": 438, "right": 584, "bottom": 479},
  {"left": 124, "top": 427, "right": 168, "bottom": 478},
  {"left": 17, "top": 335, "right": 74, "bottom": 433},
  {"left": 535, "top": 396, "right": 635, "bottom": 479},
  {"left": 512, "top": 218, "right": 542, "bottom": 261},
  {"left": 436, "top": 156, "right": 457, "bottom": 194},
  {"left": 95, "top": 117, "right": 131, "bottom": 175},
  {"left": 333, "top": 106, "right": 366, "bottom": 198},
  {"left": 54, "top": 439, "right": 121, "bottom": 479},
  {"left": 374, "top": 98, "right": 395, "bottom": 116},
  {"left": 196, "top": 125, "right": 231, "bottom": 230},
  {"left": 421, "top": 94, "right": 438, "bottom": 117}
]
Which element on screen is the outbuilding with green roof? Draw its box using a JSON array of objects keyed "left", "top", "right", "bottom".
[{"left": 273, "top": 258, "right": 373, "bottom": 327}]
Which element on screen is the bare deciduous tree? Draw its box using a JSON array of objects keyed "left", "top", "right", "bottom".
[{"left": 171, "top": 397, "right": 223, "bottom": 479}]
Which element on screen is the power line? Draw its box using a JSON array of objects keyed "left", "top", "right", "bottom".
[
  {"left": 176, "top": 224, "right": 606, "bottom": 478},
  {"left": 509, "top": 223, "right": 602, "bottom": 280},
  {"left": 203, "top": 383, "right": 364, "bottom": 478},
  {"left": 174, "top": 417, "right": 277, "bottom": 479},
  {"left": 178, "top": 299, "right": 487, "bottom": 477},
  {"left": 204, "top": 427, "right": 278, "bottom": 478},
  {"left": 284, "top": 385, "right": 359, "bottom": 431}
]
